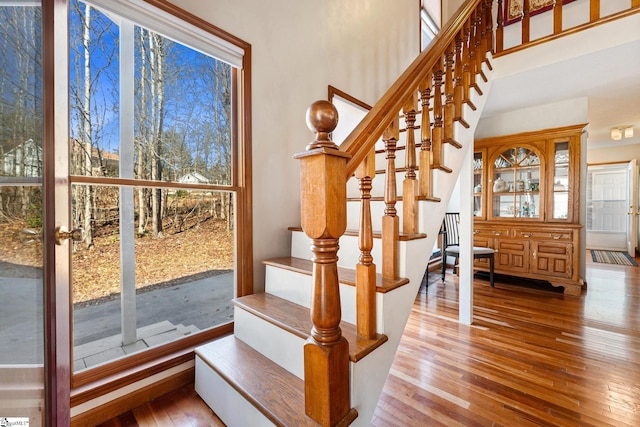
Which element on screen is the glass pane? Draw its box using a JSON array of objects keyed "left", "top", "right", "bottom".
[
  {"left": 473, "top": 152, "right": 483, "bottom": 217},
  {"left": 69, "top": 0, "right": 233, "bottom": 185},
  {"left": 72, "top": 185, "right": 235, "bottom": 371},
  {"left": 0, "top": 3, "right": 45, "bottom": 425},
  {"left": 552, "top": 141, "right": 570, "bottom": 220},
  {"left": 492, "top": 146, "right": 541, "bottom": 218}
]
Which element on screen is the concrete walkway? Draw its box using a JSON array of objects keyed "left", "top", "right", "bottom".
[{"left": 0, "top": 271, "right": 234, "bottom": 368}]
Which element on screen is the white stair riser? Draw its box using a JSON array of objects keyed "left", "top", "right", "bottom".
[
  {"left": 234, "top": 307, "right": 305, "bottom": 379},
  {"left": 195, "top": 356, "right": 274, "bottom": 427},
  {"left": 264, "top": 264, "right": 387, "bottom": 333}
]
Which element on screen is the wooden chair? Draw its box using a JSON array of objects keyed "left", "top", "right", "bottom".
[{"left": 441, "top": 212, "right": 495, "bottom": 287}]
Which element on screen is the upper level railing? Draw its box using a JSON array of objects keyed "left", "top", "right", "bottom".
[
  {"left": 294, "top": 0, "right": 492, "bottom": 425},
  {"left": 496, "top": 0, "right": 640, "bottom": 55}
]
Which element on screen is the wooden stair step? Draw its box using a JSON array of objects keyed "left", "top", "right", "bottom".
[
  {"left": 196, "top": 335, "right": 319, "bottom": 426},
  {"left": 234, "top": 292, "right": 388, "bottom": 362},
  {"left": 288, "top": 226, "right": 426, "bottom": 242},
  {"left": 263, "top": 256, "right": 409, "bottom": 293},
  {"left": 347, "top": 195, "right": 441, "bottom": 203}
]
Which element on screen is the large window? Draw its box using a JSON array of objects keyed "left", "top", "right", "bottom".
[{"left": 68, "top": 0, "right": 250, "bottom": 377}]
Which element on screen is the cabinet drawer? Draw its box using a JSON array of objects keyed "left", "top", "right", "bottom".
[
  {"left": 474, "top": 227, "right": 510, "bottom": 238},
  {"left": 513, "top": 228, "right": 573, "bottom": 241}
]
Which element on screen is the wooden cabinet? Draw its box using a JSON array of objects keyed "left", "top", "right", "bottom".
[{"left": 473, "top": 124, "right": 586, "bottom": 295}]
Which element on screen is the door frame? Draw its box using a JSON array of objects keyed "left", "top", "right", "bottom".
[
  {"left": 43, "top": 0, "right": 72, "bottom": 424},
  {"left": 628, "top": 159, "right": 639, "bottom": 256}
]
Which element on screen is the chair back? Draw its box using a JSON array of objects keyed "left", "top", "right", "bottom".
[{"left": 442, "top": 212, "right": 461, "bottom": 248}]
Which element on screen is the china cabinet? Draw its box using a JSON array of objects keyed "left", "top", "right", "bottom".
[{"left": 473, "top": 124, "right": 586, "bottom": 295}]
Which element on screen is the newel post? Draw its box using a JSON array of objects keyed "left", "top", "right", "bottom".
[{"left": 293, "top": 100, "right": 353, "bottom": 426}]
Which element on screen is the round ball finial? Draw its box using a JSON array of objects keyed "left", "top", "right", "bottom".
[{"left": 305, "top": 100, "right": 339, "bottom": 150}]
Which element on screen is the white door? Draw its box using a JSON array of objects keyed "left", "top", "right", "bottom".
[
  {"left": 628, "top": 159, "right": 639, "bottom": 256},
  {"left": 586, "top": 165, "right": 628, "bottom": 250}
]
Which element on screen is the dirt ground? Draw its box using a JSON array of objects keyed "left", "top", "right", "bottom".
[{"left": 1, "top": 218, "right": 234, "bottom": 304}]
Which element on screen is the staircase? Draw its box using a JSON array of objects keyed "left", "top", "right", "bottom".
[{"left": 195, "top": 0, "right": 494, "bottom": 425}]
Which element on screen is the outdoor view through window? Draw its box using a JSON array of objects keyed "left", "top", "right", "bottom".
[{"left": 69, "top": 0, "right": 236, "bottom": 372}]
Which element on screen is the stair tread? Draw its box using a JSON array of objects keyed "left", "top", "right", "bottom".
[
  {"left": 288, "top": 226, "right": 426, "bottom": 242},
  {"left": 263, "top": 256, "right": 410, "bottom": 293},
  {"left": 196, "top": 335, "right": 317, "bottom": 427},
  {"left": 234, "top": 292, "right": 388, "bottom": 362}
]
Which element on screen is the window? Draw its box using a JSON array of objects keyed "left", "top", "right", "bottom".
[
  {"left": 421, "top": 0, "right": 441, "bottom": 49},
  {"left": 68, "top": 0, "right": 251, "bottom": 379}
]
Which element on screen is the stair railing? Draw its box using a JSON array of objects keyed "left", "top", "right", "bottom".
[
  {"left": 496, "top": 0, "right": 640, "bottom": 55},
  {"left": 294, "top": 0, "right": 492, "bottom": 425}
]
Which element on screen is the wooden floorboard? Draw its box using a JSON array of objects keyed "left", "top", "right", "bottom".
[{"left": 102, "top": 254, "right": 640, "bottom": 426}]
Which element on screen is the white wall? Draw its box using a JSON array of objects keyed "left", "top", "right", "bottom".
[
  {"left": 475, "top": 97, "right": 589, "bottom": 139},
  {"left": 167, "top": 0, "right": 419, "bottom": 289}
]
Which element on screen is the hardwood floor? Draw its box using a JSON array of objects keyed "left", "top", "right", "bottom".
[
  {"left": 101, "top": 254, "right": 639, "bottom": 426},
  {"left": 373, "top": 255, "right": 640, "bottom": 426},
  {"left": 95, "top": 384, "right": 225, "bottom": 426}
]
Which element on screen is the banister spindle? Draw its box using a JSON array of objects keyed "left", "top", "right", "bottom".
[
  {"left": 590, "top": 0, "right": 600, "bottom": 21},
  {"left": 419, "top": 75, "right": 433, "bottom": 199},
  {"left": 295, "top": 100, "right": 351, "bottom": 426},
  {"left": 496, "top": 0, "right": 504, "bottom": 53},
  {"left": 453, "top": 31, "right": 467, "bottom": 127},
  {"left": 468, "top": 10, "right": 480, "bottom": 95},
  {"left": 553, "top": 0, "right": 563, "bottom": 34},
  {"left": 477, "top": 2, "right": 488, "bottom": 76},
  {"left": 474, "top": 9, "right": 486, "bottom": 91},
  {"left": 462, "top": 20, "right": 476, "bottom": 111},
  {"left": 485, "top": 0, "right": 494, "bottom": 58},
  {"left": 382, "top": 118, "right": 399, "bottom": 280},
  {"left": 431, "top": 57, "right": 444, "bottom": 169},
  {"left": 443, "top": 43, "right": 459, "bottom": 148},
  {"left": 355, "top": 149, "right": 376, "bottom": 339},
  {"left": 402, "top": 93, "right": 419, "bottom": 234},
  {"left": 522, "top": 0, "right": 531, "bottom": 44}
]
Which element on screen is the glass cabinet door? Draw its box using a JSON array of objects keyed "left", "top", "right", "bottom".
[
  {"left": 490, "top": 147, "right": 542, "bottom": 219},
  {"left": 473, "top": 151, "right": 484, "bottom": 218},
  {"left": 551, "top": 140, "right": 570, "bottom": 220}
]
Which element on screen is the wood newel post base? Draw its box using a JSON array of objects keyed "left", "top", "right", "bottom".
[{"left": 304, "top": 336, "right": 351, "bottom": 426}]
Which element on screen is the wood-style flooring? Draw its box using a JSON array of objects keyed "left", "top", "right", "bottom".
[{"left": 102, "top": 254, "right": 640, "bottom": 426}]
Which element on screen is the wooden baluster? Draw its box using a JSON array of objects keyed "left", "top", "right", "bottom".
[
  {"left": 444, "top": 43, "right": 460, "bottom": 148},
  {"left": 453, "top": 30, "right": 468, "bottom": 128},
  {"left": 590, "top": 0, "right": 600, "bottom": 21},
  {"left": 474, "top": 8, "right": 486, "bottom": 90},
  {"left": 477, "top": 2, "right": 488, "bottom": 79},
  {"left": 485, "top": 0, "right": 494, "bottom": 57},
  {"left": 355, "top": 149, "right": 376, "bottom": 339},
  {"left": 468, "top": 10, "right": 480, "bottom": 96},
  {"left": 419, "top": 75, "right": 433, "bottom": 199},
  {"left": 403, "top": 93, "right": 419, "bottom": 234},
  {"left": 295, "top": 100, "right": 352, "bottom": 426},
  {"left": 462, "top": 19, "right": 476, "bottom": 111},
  {"left": 522, "top": 0, "right": 531, "bottom": 44},
  {"left": 382, "top": 118, "right": 399, "bottom": 280},
  {"left": 553, "top": 0, "right": 563, "bottom": 34},
  {"left": 496, "top": 0, "right": 504, "bottom": 53},
  {"left": 431, "top": 57, "right": 444, "bottom": 169}
]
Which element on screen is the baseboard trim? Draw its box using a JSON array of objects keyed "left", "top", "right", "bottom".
[{"left": 70, "top": 366, "right": 194, "bottom": 426}]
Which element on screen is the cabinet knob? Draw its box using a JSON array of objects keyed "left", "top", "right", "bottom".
[
  {"left": 493, "top": 231, "right": 503, "bottom": 236},
  {"left": 520, "top": 232, "right": 532, "bottom": 238},
  {"left": 551, "top": 234, "right": 563, "bottom": 240},
  {"left": 473, "top": 229, "right": 479, "bottom": 235}
]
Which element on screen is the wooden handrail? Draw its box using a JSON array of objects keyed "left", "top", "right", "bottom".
[
  {"left": 496, "top": 0, "right": 640, "bottom": 56},
  {"left": 339, "top": 0, "right": 484, "bottom": 177}
]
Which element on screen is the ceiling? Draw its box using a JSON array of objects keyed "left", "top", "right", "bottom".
[{"left": 479, "top": 14, "right": 640, "bottom": 151}]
